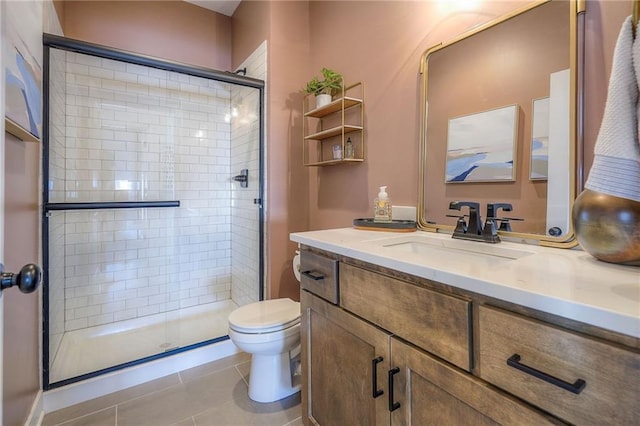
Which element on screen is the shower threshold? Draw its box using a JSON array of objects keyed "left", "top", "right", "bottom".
[{"left": 49, "top": 299, "right": 238, "bottom": 384}]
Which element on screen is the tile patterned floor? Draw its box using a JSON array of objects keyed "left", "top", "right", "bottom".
[{"left": 42, "top": 352, "right": 302, "bottom": 426}]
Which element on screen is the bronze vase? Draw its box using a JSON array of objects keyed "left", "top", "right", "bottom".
[{"left": 571, "top": 189, "right": 640, "bottom": 266}]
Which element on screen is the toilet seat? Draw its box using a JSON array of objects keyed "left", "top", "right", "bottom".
[{"left": 229, "top": 298, "right": 301, "bottom": 334}]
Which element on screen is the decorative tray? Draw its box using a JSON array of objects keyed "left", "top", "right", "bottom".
[{"left": 353, "top": 218, "right": 417, "bottom": 232}]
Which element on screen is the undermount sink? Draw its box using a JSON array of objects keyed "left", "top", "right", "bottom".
[{"left": 372, "top": 234, "right": 534, "bottom": 266}]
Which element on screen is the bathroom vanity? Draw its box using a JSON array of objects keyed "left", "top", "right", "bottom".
[{"left": 291, "top": 228, "right": 639, "bottom": 425}]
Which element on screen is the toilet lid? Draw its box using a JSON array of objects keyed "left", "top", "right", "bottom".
[{"left": 229, "top": 298, "right": 301, "bottom": 333}]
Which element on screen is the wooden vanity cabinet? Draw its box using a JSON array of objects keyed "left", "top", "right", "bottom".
[{"left": 299, "top": 249, "right": 558, "bottom": 425}]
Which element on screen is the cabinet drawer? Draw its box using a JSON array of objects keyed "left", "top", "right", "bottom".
[
  {"left": 340, "top": 263, "right": 471, "bottom": 371},
  {"left": 478, "top": 306, "right": 640, "bottom": 425},
  {"left": 300, "top": 250, "right": 339, "bottom": 304}
]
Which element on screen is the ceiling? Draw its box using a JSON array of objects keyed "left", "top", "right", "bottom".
[{"left": 184, "top": 0, "right": 241, "bottom": 16}]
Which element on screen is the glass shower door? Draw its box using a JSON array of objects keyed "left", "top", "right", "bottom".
[{"left": 43, "top": 37, "right": 264, "bottom": 388}]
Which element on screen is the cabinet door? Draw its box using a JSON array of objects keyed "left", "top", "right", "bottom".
[
  {"left": 301, "top": 290, "right": 390, "bottom": 426},
  {"left": 389, "top": 337, "right": 561, "bottom": 425}
]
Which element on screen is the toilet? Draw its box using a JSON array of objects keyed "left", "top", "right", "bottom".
[{"left": 227, "top": 253, "right": 302, "bottom": 403}]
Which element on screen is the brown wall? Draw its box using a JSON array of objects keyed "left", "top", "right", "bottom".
[
  {"left": 61, "top": 1, "right": 232, "bottom": 71},
  {"left": 3, "top": 134, "right": 40, "bottom": 426},
  {"left": 53, "top": 0, "right": 66, "bottom": 25},
  {"left": 231, "top": 0, "right": 270, "bottom": 68}
]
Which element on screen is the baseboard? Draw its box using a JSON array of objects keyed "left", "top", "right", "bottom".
[
  {"left": 42, "top": 339, "right": 239, "bottom": 414},
  {"left": 25, "top": 390, "right": 44, "bottom": 426}
]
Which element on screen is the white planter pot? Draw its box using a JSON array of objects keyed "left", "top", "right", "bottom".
[{"left": 315, "top": 94, "right": 332, "bottom": 108}]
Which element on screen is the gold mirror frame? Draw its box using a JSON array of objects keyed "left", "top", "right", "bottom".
[{"left": 417, "top": 0, "right": 585, "bottom": 248}]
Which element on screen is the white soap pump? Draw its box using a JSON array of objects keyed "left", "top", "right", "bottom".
[{"left": 374, "top": 186, "right": 392, "bottom": 223}]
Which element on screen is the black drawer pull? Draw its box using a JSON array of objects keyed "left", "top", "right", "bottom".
[
  {"left": 388, "top": 367, "right": 401, "bottom": 412},
  {"left": 372, "top": 356, "right": 384, "bottom": 398},
  {"left": 301, "top": 270, "right": 325, "bottom": 281},
  {"left": 507, "top": 354, "right": 586, "bottom": 394}
]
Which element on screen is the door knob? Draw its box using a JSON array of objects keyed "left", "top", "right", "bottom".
[{"left": 0, "top": 263, "right": 42, "bottom": 294}]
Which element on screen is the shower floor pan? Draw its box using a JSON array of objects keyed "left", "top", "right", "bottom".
[{"left": 50, "top": 299, "right": 238, "bottom": 383}]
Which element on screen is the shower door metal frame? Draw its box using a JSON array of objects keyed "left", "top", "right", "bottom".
[{"left": 42, "top": 34, "right": 266, "bottom": 390}]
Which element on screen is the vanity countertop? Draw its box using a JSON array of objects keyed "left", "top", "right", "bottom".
[{"left": 290, "top": 228, "right": 640, "bottom": 338}]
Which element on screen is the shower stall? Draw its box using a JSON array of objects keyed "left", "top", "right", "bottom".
[{"left": 42, "top": 35, "right": 265, "bottom": 388}]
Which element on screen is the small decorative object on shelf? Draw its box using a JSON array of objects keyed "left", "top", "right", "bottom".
[
  {"left": 302, "top": 81, "right": 364, "bottom": 167},
  {"left": 332, "top": 144, "right": 343, "bottom": 160},
  {"left": 304, "top": 68, "right": 343, "bottom": 108},
  {"left": 345, "top": 137, "right": 354, "bottom": 159}
]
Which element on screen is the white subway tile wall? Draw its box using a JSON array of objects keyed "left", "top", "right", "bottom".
[
  {"left": 47, "top": 50, "right": 262, "bottom": 337},
  {"left": 231, "top": 41, "right": 266, "bottom": 306}
]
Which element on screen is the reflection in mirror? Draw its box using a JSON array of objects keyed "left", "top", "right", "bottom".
[{"left": 418, "top": 0, "right": 581, "bottom": 246}]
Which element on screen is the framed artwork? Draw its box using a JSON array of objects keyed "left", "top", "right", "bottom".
[
  {"left": 445, "top": 105, "right": 518, "bottom": 183},
  {"left": 530, "top": 97, "right": 549, "bottom": 180},
  {"left": 4, "top": 0, "right": 43, "bottom": 142}
]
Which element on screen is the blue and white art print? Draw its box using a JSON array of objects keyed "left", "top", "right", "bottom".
[
  {"left": 530, "top": 97, "right": 549, "bottom": 180},
  {"left": 445, "top": 105, "right": 518, "bottom": 183},
  {"left": 4, "top": 0, "right": 43, "bottom": 140}
]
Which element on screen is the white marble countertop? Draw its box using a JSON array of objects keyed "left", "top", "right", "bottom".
[{"left": 290, "top": 228, "right": 640, "bottom": 338}]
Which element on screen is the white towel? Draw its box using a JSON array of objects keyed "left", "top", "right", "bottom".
[{"left": 585, "top": 16, "right": 640, "bottom": 202}]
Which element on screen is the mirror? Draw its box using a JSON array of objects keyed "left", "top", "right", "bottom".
[{"left": 418, "top": 0, "right": 582, "bottom": 247}]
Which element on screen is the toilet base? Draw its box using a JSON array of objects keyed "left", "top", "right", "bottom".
[{"left": 248, "top": 350, "right": 301, "bottom": 403}]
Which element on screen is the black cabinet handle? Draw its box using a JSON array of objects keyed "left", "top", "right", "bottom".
[
  {"left": 388, "top": 367, "right": 401, "bottom": 412},
  {"left": 372, "top": 356, "right": 384, "bottom": 398},
  {"left": 507, "top": 354, "right": 586, "bottom": 394},
  {"left": 301, "top": 270, "right": 324, "bottom": 281}
]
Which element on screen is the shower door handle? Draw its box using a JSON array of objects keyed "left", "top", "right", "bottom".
[
  {"left": 0, "top": 263, "right": 42, "bottom": 294},
  {"left": 233, "top": 169, "right": 249, "bottom": 188}
]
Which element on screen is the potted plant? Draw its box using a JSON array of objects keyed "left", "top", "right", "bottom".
[{"left": 305, "top": 68, "right": 343, "bottom": 108}]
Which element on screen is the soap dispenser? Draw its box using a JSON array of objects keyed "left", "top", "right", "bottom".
[
  {"left": 345, "top": 137, "right": 354, "bottom": 159},
  {"left": 374, "top": 186, "right": 392, "bottom": 223}
]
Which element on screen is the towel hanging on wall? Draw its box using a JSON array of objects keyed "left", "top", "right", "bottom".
[{"left": 584, "top": 16, "right": 640, "bottom": 201}]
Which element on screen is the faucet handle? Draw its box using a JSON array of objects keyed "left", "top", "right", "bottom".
[
  {"left": 497, "top": 216, "right": 524, "bottom": 232},
  {"left": 446, "top": 214, "right": 467, "bottom": 234}
]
